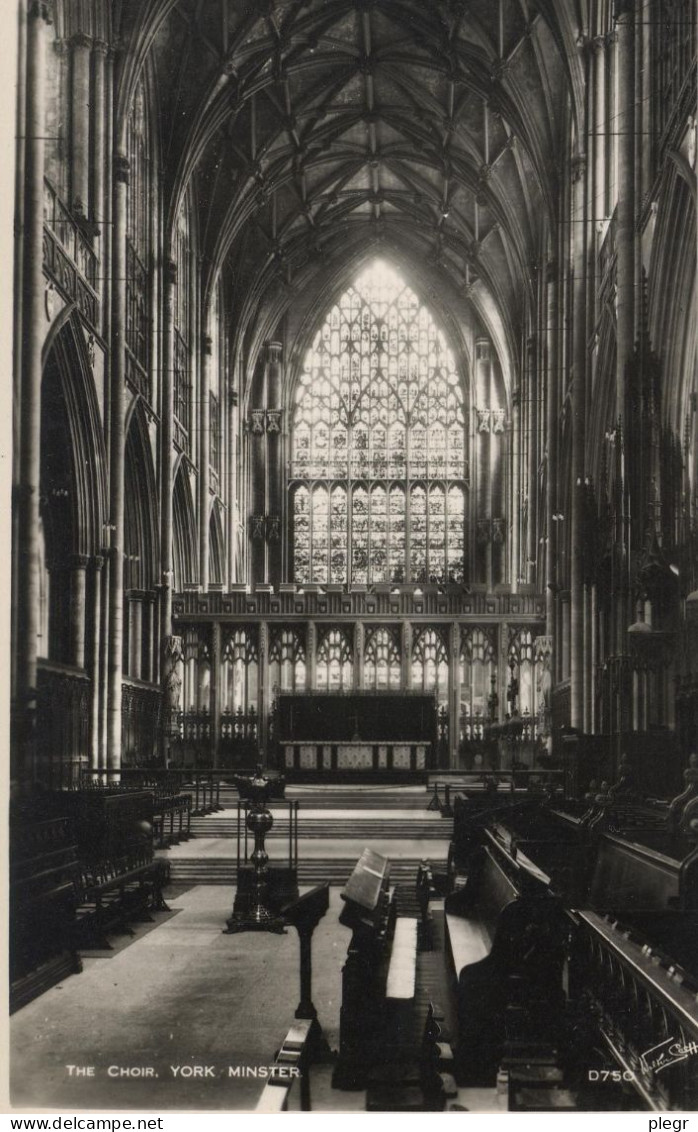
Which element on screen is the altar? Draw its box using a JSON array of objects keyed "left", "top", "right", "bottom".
[
  {"left": 276, "top": 691, "right": 436, "bottom": 779},
  {"left": 282, "top": 740, "right": 429, "bottom": 774}
]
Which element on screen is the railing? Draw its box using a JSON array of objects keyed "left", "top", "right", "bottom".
[
  {"left": 36, "top": 660, "right": 90, "bottom": 788},
  {"left": 219, "top": 706, "right": 259, "bottom": 767},
  {"left": 43, "top": 179, "right": 99, "bottom": 330},
  {"left": 459, "top": 711, "right": 489, "bottom": 743},
  {"left": 220, "top": 705, "right": 258, "bottom": 742}
]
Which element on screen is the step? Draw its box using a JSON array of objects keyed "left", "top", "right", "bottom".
[
  {"left": 166, "top": 856, "right": 446, "bottom": 887},
  {"left": 187, "top": 819, "right": 448, "bottom": 839},
  {"left": 183, "top": 787, "right": 433, "bottom": 811}
]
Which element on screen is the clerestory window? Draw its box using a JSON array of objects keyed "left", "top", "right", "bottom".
[{"left": 290, "top": 260, "right": 466, "bottom": 584}]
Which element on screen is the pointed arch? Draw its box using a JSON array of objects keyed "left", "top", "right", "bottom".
[
  {"left": 124, "top": 402, "right": 159, "bottom": 591},
  {"left": 208, "top": 502, "right": 225, "bottom": 586},
  {"left": 172, "top": 463, "right": 197, "bottom": 590},
  {"left": 40, "top": 313, "right": 108, "bottom": 562}
]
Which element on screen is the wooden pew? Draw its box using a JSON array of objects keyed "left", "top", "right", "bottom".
[
  {"left": 153, "top": 790, "right": 192, "bottom": 848},
  {"left": 255, "top": 1019, "right": 313, "bottom": 1113},
  {"left": 75, "top": 849, "right": 169, "bottom": 949},
  {"left": 57, "top": 790, "right": 171, "bottom": 950},
  {"left": 10, "top": 815, "right": 83, "bottom": 1012},
  {"left": 447, "top": 794, "right": 532, "bottom": 882},
  {"left": 392, "top": 860, "right": 433, "bottom": 949},
  {"left": 568, "top": 908, "right": 698, "bottom": 1111},
  {"left": 332, "top": 848, "right": 392, "bottom": 1090},
  {"left": 506, "top": 803, "right": 698, "bottom": 1109},
  {"left": 584, "top": 833, "right": 698, "bottom": 977},
  {"left": 333, "top": 850, "right": 449, "bottom": 1109},
  {"left": 367, "top": 1001, "right": 454, "bottom": 1112},
  {"left": 444, "top": 829, "right": 568, "bottom": 1086}
]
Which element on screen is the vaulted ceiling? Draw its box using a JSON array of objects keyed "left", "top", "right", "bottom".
[{"left": 117, "top": 0, "right": 585, "bottom": 367}]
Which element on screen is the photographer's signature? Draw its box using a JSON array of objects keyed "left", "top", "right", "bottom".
[{"left": 641, "top": 1037, "right": 698, "bottom": 1075}]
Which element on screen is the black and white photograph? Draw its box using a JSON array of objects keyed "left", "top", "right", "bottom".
[{"left": 8, "top": 0, "right": 698, "bottom": 1117}]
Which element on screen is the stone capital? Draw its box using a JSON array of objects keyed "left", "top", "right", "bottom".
[
  {"left": 570, "top": 153, "right": 587, "bottom": 182},
  {"left": 70, "top": 32, "right": 92, "bottom": 51},
  {"left": 29, "top": 1, "right": 53, "bottom": 24},
  {"left": 114, "top": 153, "right": 130, "bottom": 184},
  {"left": 266, "top": 340, "right": 283, "bottom": 366}
]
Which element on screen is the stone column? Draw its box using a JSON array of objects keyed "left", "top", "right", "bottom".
[
  {"left": 199, "top": 333, "right": 212, "bottom": 591},
  {"left": 92, "top": 40, "right": 108, "bottom": 239},
  {"left": 449, "top": 622, "right": 460, "bottom": 768},
  {"left": 583, "top": 584, "right": 592, "bottom": 733},
  {"left": 498, "top": 623, "right": 508, "bottom": 726},
  {"left": 615, "top": 12, "right": 635, "bottom": 404},
  {"left": 355, "top": 620, "right": 365, "bottom": 690},
  {"left": 107, "top": 152, "right": 129, "bottom": 774},
  {"left": 141, "top": 591, "right": 155, "bottom": 683},
  {"left": 98, "top": 551, "right": 110, "bottom": 769},
  {"left": 590, "top": 583, "right": 598, "bottom": 733},
  {"left": 307, "top": 620, "right": 317, "bottom": 690},
  {"left": 259, "top": 621, "right": 269, "bottom": 764},
  {"left": 249, "top": 404, "right": 267, "bottom": 583},
  {"left": 510, "top": 388, "right": 521, "bottom": 594},
  {"left": 545, "top": 261, "right": 559, "bottom": 637},
  {"left": 70, "top": 32, "right": 92, "bottom": 218},
  {"left": 14, "top": 0, "right": 51, "bottom": 786},
  {"left": 475, "top": 339, "right": 492, "bottom": 586},
  {"left": 639, "top": 1, "right": 652, "bottom": 206},
  {"left": 570, "top": 153, "right": 587, "bottom": 730},
  {"left": 402, "top": 621, "right": 412, "bottom": 690},
  {"left": 615, "top": 8, "right": 636, "bottom": 644},
  {"left": 89, "top": 556, "right": 103, "bottom": 769},
  {"left": 160, "top": 258, "right": 176, "bottom": 646},
  {"left": 70, "top": 555, "right": 89, "bottom": 669},
  {"left": 266, "top": 341, "right": 283, "bottom": 583},
  {"left": 211, "top": 620, "right": 221, "bottom": 768},
  {"left": 128, "top": 591, "right": 144, "bottom": 680},
  {"left": 526, "top": 335, "right": 538, "bottom": 583},
  {"left": 592, "top": 37, "right": 606, "bottom": 226}
]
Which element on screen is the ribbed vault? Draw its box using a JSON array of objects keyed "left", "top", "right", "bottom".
[{"left": 114, "top": 0, "right": 583, "bottom": 373}]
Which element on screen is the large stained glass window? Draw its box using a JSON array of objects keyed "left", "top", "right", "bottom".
[{"left": 291, "top": 261, "right": 466, "bottom": 584}]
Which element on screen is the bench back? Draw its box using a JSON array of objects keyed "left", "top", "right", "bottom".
[
  {"left": 445, "top": 842, "right": 519, "bottom": 941},
  {"left": 473, "top": 847, "right": 520, "bottom": 938},
  {"left": 589, "top": 834, "right": 679, "bottom": 915}
]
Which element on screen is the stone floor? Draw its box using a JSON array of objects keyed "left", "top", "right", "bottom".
[
  {"left": 10, "top": 885, "right": 502, "bottom": 1115},
  {"left": 165, "top": 836, "right": 451, "bottom": 860}
]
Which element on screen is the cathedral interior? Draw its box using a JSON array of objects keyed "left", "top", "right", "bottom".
[{"left": 9, "top": 0, "right": 698, "bottom": 1115}]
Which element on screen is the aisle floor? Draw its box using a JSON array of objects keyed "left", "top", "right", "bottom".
[{"left": 11, "top": 885, "right": 502, "bottom": 1114}]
